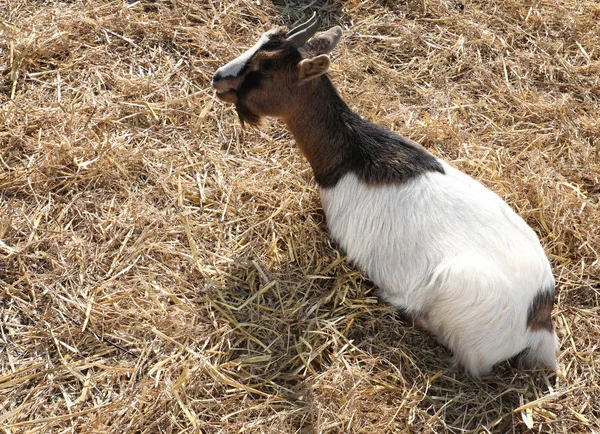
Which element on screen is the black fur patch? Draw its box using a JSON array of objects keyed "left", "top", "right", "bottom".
[
  {"left": 527, "top": 287, "right": 555, "bottom": 332},
  {"left": 342, "top": 115, "right": 445, "bottom": 186},
  {"left": 303, "top": 77, "right": 444, "bottom": 188},
  {"left": 235, "top": 71, "right": 265, "bottom": 126}
]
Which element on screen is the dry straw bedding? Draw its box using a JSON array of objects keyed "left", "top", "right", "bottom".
[{"left": 0, "top": 0, "right": 599, "bottom": 432}]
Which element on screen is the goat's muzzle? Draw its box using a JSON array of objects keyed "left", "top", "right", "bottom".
[{"left": 211, "top": 73, "right": 239, "bottom": 104}]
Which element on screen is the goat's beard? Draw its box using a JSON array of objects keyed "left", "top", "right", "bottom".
[{"left": 235, "top": 100, "right": 262, "bottom": 128}]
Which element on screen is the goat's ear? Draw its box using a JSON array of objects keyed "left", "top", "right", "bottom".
[
  {"left": 301, "top": 26, "right": 342, "bottom": 56},
  {"left": 298, "top": 55, "right": 330, "bottom": 81}
]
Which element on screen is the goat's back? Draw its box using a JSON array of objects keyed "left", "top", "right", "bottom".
[{"left": 320, "top": 160, "right": 555, "bottom": 376}]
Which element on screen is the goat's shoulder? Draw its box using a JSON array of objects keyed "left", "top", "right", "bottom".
[{"left": 345, "top": 116, "right": 445, "bottom": 185}]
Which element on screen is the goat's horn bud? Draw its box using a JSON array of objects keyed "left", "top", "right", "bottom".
[{"left": 286, "top": 12, "right": 320, "bottom": 48}]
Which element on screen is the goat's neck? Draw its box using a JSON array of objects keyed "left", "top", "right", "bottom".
[
  {"left": 283, "top": 76, "right": 359, "bottom": 187},
  {"left": 282, "top": 76, "right": 445, "bottom": 187}
]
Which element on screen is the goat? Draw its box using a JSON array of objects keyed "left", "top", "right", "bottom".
[{"left": 211, "top": 13, "right": 558, "bottom": 378}]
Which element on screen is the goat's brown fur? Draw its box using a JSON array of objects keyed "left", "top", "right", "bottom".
[{"left": 527, "top": 290, "right": 554, "bottom": 332}]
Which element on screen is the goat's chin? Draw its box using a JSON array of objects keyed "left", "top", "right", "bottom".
[
  {"left": 235, "top": 102, "right": 263, "bottom": 128},
  {"left": 215, "top": 90, "right": 238, "bottom": 104}
]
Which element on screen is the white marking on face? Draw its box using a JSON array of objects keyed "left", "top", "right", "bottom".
[{"left": 215, "top": 32, "right": 273, "bottom": 79}]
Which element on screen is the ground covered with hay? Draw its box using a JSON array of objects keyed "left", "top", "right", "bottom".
[{"left": 1, "top": 0, "right": 599, "bottom": 432}]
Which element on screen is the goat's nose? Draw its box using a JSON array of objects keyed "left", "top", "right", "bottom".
[
  {"left": 212, "top": 71, "right": 223, "bottom": 84},
  {"left": 211, "top": 70, "right": 236, "bottom": 91}
]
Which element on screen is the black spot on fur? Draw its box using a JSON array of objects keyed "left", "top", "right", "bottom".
[
  {"left": 527, "top": 287, "right": 554, "bottom": 332},
  {"left": 240, "top": 70, "right": 263, "bottom": 92}
]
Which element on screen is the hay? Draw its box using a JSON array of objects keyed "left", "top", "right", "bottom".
[{"left": 1, "top": 0, "right": 599, "bottom": 432}]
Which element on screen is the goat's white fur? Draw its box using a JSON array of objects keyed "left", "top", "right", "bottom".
[
  {"left": 320, "top": 160, "right": 557, "bottom": 377},
  {"left": 215, "top": 32, "right": 273, "bottom": 79}
]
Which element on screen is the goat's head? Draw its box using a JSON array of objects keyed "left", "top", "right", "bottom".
[{"left": 211, "top": 13, "right": 342, "bottom": 126}]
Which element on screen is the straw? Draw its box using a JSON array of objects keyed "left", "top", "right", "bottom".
[{"left": 1, "top": 0, "right": 599, "bottom": 432}]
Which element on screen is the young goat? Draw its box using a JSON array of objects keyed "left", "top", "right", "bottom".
[{"left": 211, "top": 14, "right": 558, "bottom": 377}]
